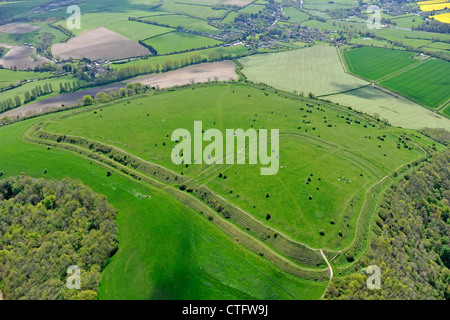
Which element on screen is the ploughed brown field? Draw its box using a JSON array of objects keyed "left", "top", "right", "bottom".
[
  {"left": 0, "top": 23, "right": 40, "bottom": 34},
  {"left": 52, "top": 27, "right": 151, "bottom": 61},
  {"left": 0, "top": 45, "right": 50, "bottom": 70},
  {"left": 126, "top": 60, "right": 238, "bottom": 88}
]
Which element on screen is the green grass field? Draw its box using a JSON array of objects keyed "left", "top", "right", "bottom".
[
  {"left": 389, "top": 14, "right": 424, "bottom": 29},
  {"left": 349, "top": 38, "right": 404, "bottom": 50},
  {"left": 106, "top": 20, "right": 175, "bottom": 42},
  {"left": 144, "top": 32, "right": 222, "bottom": 54},
  {"left": 239, "top": 3, "right": 265, "bottom": 13},
  {"left": 381, "top": 59, "right": 450, "bottom": 109},
  {"left": 0, "top": 69, "right": 53, "bottom": 89},
  {"left": 239, "top": 45, "right": 450, "bottom": 129},
  {"left": 239, "top": 46, "right": 368, "bottom": 96},
  {"left": 143, "top": 14, "right": 221, "bottom": 34},
  {"left": 327, "top": 86, "right": 450, "bottom": 129},
  {"left": 161, "top": 1, "right": 229, "bottom": 20},
  {"left": 442, "top": 104, "right": 450, "bottom": 117},
  {"left": 0, "top": 75, "right": 84, "bottom": 106},
  {"left": 54, "top": 10, "right": 164, "bottom": 36},
  {"left": 374, "top": 28, "right": 450, "bottom": 50},
  {"left": 44, "top": 83, "right": 426, "bottom": 250},
  {"left": 222, "top": 11, "right": 239, "bottom": 24},
  {"left": 283, "top": 7, "right": 309, "bottom": 24},
  {"left": 344, "top": 46, "right": 419, "bottom": 81},
  {"left": 0, "top": 109, "right": 327, "bottom": 300},
  {"left": 0, "top": 22, "right": 68, "bottom": 46},
  {"left": 112, "top": 45, "right": 249, "bottom": 71}
]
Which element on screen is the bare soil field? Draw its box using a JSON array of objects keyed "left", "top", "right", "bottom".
[
  {"left": 0, "top": 46, "right": 50, "bottom": 70},
  {"left": 1, "top": 61, "right": 236, "bottom": 118},
  {"left": 0, "top": 43, "right": 14, "bottom": 49},
  {"left": 0, "top": 23, "right": 40, "bottom": 34},
  {"left": 0, "top": 83, "right": 124, "bottom": 119},
  {"left": 126, "top": 60, "right": 238, "bottom": 88},
  {"left": 52, "top": 27, "right": 151, "bottom": 61}
]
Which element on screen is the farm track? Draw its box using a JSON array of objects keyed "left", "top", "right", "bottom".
[{"left": 319, "top": 249, "right": 333, "bottom": 299}]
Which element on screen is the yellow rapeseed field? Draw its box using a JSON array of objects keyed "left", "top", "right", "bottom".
[
  {"left": 418, "top": 0, "right": 448, "bottom": 5},
  {"left": 420, "top": 2, "right": 450, "bottom": 11},
  {"left": 432, "top": 12, "right": 450, "bottom": 23}
]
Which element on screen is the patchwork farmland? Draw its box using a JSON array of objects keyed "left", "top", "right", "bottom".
[{"left": 239, "top": 45, "right": 450, "bottom": 129}]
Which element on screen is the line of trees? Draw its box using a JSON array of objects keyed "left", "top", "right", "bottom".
[
  {"left": 23, "top": 83, "right": 54, "bottom": 103},
  {"left": 325, "top": 150, "right": 450, "bottom": 300},
  {"left": 0, "top": 80, "right": 82, "bottom": 113},
  {"left": 415, "top": 19, "right": 450, "bottom": 34},
  {"left": 59, "top": 80, "right": 82, "bottom": 94},
  {"left": 115, "top": 51, "right": 237, "bottom": 81}
]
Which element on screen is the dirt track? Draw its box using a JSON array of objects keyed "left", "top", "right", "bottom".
[
  {"left": 52, "top": 27, "right": 151, "bottom": 61},
  {"left": 126, "top": 60, "right": 238, "bottom": 88}
]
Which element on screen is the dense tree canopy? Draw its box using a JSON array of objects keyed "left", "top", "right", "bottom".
[
  {"left": 0, "top": 175, "right": 118, "bottom": 300},
  {"left": 326, "top": 150, "right": 450, "bottom": 300}
]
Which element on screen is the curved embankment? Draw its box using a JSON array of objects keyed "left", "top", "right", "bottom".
[
  {"left": 0, "top": 61, "right": 238, "bottom": 119},
  {"left": 25, "top": 121, "right": 330, "bottom": 281},
  {"left": 22, "top": 82, "right": 428, "bottom": 285}
]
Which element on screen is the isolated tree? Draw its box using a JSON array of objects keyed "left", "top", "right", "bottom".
[
  {"left": 82, "top": 95, "right": 94, "bottom": 106},
  {"left": 96, "top": 92, "right": 110, "bottom": 104}
]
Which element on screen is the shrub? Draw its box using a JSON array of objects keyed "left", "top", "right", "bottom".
[
  {"left": 82, "top": 95, "right": 94, "bottom": 106},
  {"left": 345, "top": 251, "right": 354, "bottom": 262}
]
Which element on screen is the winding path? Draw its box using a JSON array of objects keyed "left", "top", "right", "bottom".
[{"left": 320, "top": 249, "right": 333, "bottom": 299}]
